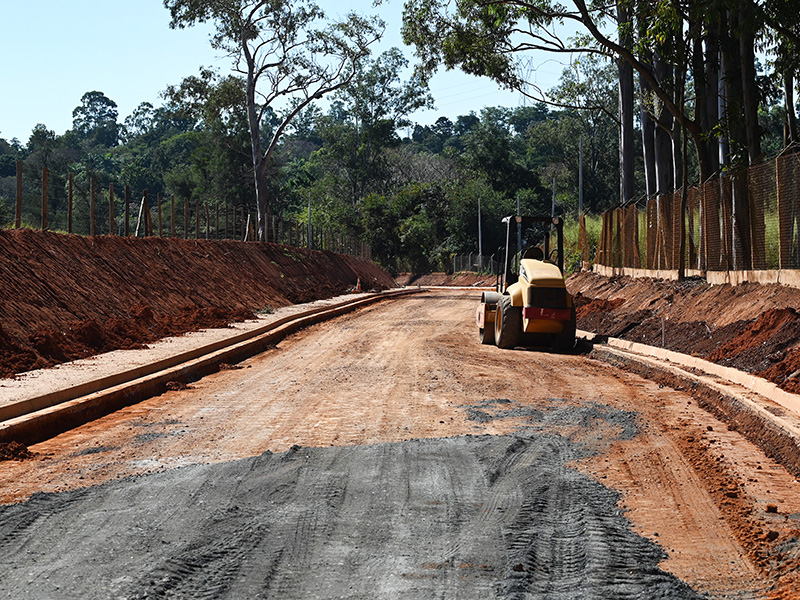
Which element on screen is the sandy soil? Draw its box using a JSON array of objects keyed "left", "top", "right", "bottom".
[{"left": 2, "top": 290, "right": 800, "bottom": 598}]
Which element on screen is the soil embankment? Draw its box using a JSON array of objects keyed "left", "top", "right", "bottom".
[
  {"left": 567, "top": 271, "right": 800, "bottom": 393},
  {"left": 0, "top": 229, "right": 395, "bottom": 378},
  {"left": 395, "top": 272, "right": 494, "bottom": 287}
]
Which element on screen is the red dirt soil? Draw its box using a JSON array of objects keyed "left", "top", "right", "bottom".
[
  {"left": 0, "top": 441, "right": 35, "bottom": 461},
  {"left": 567, "top": 271, "right": 800, "bottom": 393},
  {"left": 0, "top": 229, "right": 395, "bottom": 378},
  {"left": 395, "top": 272, "right": 495, "bottom": 287}
]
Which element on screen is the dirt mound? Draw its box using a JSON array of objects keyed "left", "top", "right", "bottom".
[
  {"left": 567, "top": 271, "right": 800, "bottom": 393},
  {"left": 573, "top": 294, "right": 625, "bottom": 321},
  {"left": 0, "top": 229, "right": 395, "bottom": 378},
  {"left": 0, "top": 441, "right": 35, "bottom": 461},
  {"left": 396, "top": 272, "right": 495, "bottom": 287},
  {"left": 708, "top": 308, "right": 800, "bottom": 371}
]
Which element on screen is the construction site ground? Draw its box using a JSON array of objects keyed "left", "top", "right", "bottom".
[{"left": 2, "top": 238, "right": 800, "bottom": 599}]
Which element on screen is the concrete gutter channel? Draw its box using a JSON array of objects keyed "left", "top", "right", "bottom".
[
  {"left": 583, "top": 330, "right": 800, "bottom": 478},
  {"left": 0, "top": 289, "right": 421, "bottom": 446}
]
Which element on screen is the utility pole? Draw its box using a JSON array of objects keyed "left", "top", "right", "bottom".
[
  {"left": 478, "top": 198, "right": 483, "bottom": 271},
  {"left": 516, "top": 197, "right": 522, "bottom": 262},
  {"left": 579, "top": 136, "right": 584, "bottom": 216}
]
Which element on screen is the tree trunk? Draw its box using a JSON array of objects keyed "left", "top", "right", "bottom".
[
  {"left": 654, "top": 56, "right": 674, "bottom": 195},
  {"left": 244, "top": 37, "right": 269, "bottom": 242},
  {"left": 721, "top": 10, "right": 747, "bottom": 166},
  {"left": 640, "top": 73, "right": 657, "bottom": 197},
  {"left": 618, "top": 1, "right": 635, "bottom": 205},
  {"left": 718, "top": 53, "right": 730, "bottom": 168},
  {"left": 691, "top": 17, "right": 719, "bottom": 179},
  {"left": 785, "top": 71, "right": 798, "bottom": 146},
  {"left": 738, "top": 0, "right": 762, "bottom": 165},
  {"left": 704, "top": 28, "right": 722, "bottom": 172}
]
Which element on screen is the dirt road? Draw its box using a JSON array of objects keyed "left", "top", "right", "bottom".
[{"left": 2, "top": 290, "right": 799, "bottom": 599}]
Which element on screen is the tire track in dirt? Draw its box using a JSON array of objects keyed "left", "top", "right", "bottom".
[
  {"left": 0, "top": 429, "right": 700, "bottom": 599},
  {"left": 1, "top": 289, "right": 796, "bottom": 597}
]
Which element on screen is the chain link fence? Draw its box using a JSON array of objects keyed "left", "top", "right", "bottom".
[
  {"left": 595, "top": 151, "right": 800, "bottom": 272},
  {"left": 452, "top": 253, "right": 500, "bottom": 274}
]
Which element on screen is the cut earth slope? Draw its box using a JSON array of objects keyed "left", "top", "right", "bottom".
[{"left": 0, "top": 229, "right": 395, "bottom": 378}]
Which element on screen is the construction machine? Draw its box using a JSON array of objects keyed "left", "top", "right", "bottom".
[{"left": 475, "top": 216, "right": 576, "bottom": 351}]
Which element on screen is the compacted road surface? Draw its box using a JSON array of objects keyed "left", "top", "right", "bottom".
[{"left": 2, "top": 289, "right": 799, "bottom": 599}]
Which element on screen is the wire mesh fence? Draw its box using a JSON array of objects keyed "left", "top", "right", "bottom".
[
  {"left": 0, "top": 162, "right": 370, "bottom": 261},
  {"left": 452, "top": 253, "right": 500, "bottom": 274},
  {"left": 596, "top": 151, "right": 800, "bottom": 272}
]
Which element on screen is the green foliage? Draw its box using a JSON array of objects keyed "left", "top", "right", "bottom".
[
  {"left": 72, "top": 91, "right": 120, "bottom": 148},
  {"left": 164, "top": 0, "right": 385, "bottom": 240},
  {"left": 0, "top": 155, "right": 16, "bottom": 178},
  {"left": 562, "top": 214, "right": 603, "bottom": 275}
]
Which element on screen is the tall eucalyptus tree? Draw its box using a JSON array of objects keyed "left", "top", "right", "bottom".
[{"left": 164, "top": 0, "right": 383, "bottom": 241}]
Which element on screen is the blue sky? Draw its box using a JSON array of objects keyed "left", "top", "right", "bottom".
[{"left": 0, "top": 0, "right": 569, "bottom": 144}]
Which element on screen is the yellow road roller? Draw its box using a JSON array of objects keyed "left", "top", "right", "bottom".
[{"left": 476, "top": 215, "right": 576, "bottom": 351}]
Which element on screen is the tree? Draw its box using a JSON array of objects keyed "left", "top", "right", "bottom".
[
  {"left": 310, "top": 48, "right": 433, "bottom": 204},
  {"left": 401, "top": 0, "right": 799, "bottom": 184},
  {"left": 164, "top": 0, "right": 384, "bottom": 241},
  {"left": 72, "top": 91, "right": 120, "bottom": 147}
]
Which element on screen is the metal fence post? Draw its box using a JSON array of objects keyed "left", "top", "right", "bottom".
[
  {"left": 109, "top": 183, "right": 115, "bottom": 235},
  {"left": 15, "top": 161, "right": 22, "bottom": 228},
  {"left": 41, "top": 167, "right": 48, "bottom": 231}
]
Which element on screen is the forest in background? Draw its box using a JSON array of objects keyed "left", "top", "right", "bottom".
[
  {"left": 1, "top": 0, "right": 797, "bottom": 275},
  {"left": 0, "top": 53, "right": 622, "bottom": 274}
]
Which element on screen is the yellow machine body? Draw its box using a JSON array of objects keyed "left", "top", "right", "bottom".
[{"left": 506, "top": 258, "right": 573, "bottom": 334}]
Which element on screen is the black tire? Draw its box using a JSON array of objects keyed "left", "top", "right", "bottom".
[
  {"left": 494, "top": 295, "right": 521, "bottom": 349},
  {"left": 553, "top": 321, "right": 576, "bottom": 352}
]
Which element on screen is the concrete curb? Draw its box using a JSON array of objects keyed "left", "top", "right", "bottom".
[
  {"left": 1, "top": 289, "right": 421, "bottom": 445},
  {"left": 580, "top": 329, "right": 800, "bottom": 477}
]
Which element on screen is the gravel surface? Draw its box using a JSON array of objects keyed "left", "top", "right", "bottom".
[
  {"left": 3, "top": 290, "right": 798, "bottom": 598},
  {"left": 0, "top": 409, "right": 699, "bottom": 599}
]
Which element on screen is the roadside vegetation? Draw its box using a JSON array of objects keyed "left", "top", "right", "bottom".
[{"left": 1, "top": 0, "right": 797, "bottom": 276}]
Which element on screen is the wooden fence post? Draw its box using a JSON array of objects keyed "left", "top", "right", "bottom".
[
  {"left": 157, "top": 192, "right": 163, "bottom": 237},
  {"left": 15, "top": 161, "right": 22, "bottom": 228},
  {"left": 89, "top": 177, "right": 95, "bottom": 236},
  {"left": 68, "top": 173, "right": 74, "bottom": 234},
  {"left": 41, "top": 167, "right": 48, "bottom": 231},
  {"left": 109, "top": 183, "right": 115, "bottom": 235},
  {"left": 144, "top": 191, "right": 152, "bottom": 236},
  {"left": 124, "top": 185, "right": 130, "bottom": 236}
]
